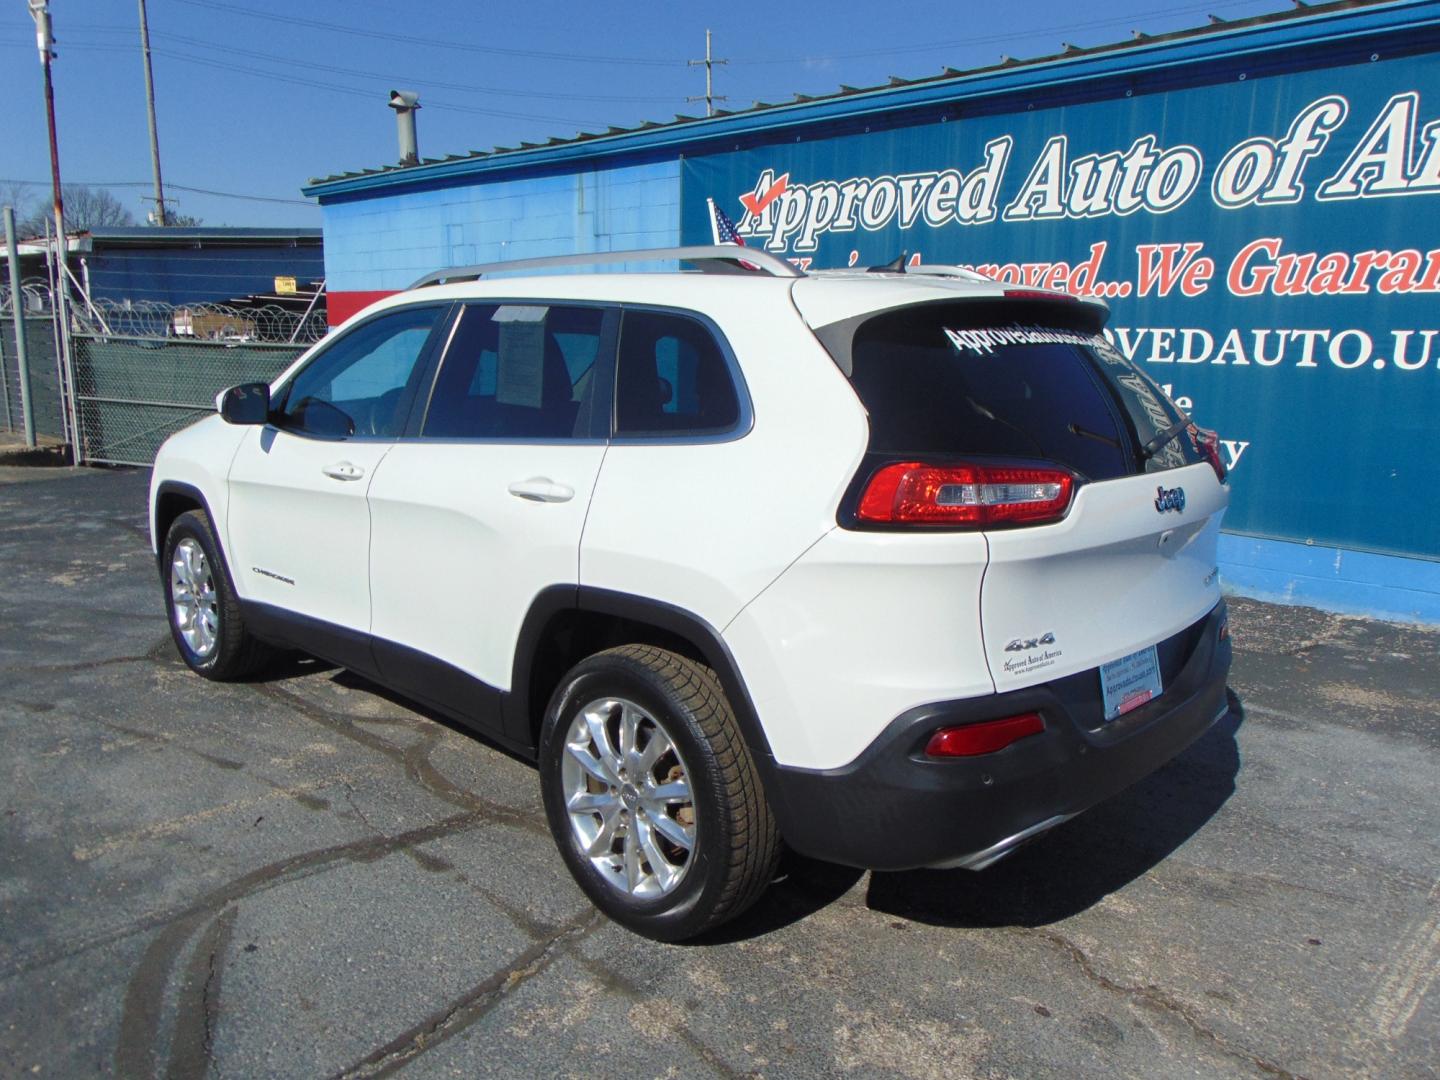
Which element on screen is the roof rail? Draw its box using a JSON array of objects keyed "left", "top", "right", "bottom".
[{"left": 407, "top": 245, "right": 802, "bottom": 289}]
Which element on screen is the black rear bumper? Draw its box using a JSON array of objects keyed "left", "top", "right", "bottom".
[{"left": 767, "top": 601, "right": 1232, "bottom": 871}]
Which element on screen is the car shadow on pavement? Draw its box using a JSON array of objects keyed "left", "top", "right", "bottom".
[
  {"left": 241, "top": 652, "right": 339, "bottom": 682},
  {"left": 861, "top": 692, "right": 1245, "bottom": 930},
  {"left": 702, "top": 695, "right": 1244, "bottom": 943}
]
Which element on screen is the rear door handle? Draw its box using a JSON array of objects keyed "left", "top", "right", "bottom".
[
  {"left": 507, "top": 477, "right": 574, "bottom": 503},
  {"left": 322, "top": 461, "right": 365, "bottom": 482}
]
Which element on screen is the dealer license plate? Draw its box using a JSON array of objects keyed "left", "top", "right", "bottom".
[{"left": 1100, "top": 645, "right": 1163, "bottom": 721}]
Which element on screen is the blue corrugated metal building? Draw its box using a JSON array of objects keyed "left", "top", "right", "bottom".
[{"left": 50, "top": 227, "right": 323, "bottom": 307}]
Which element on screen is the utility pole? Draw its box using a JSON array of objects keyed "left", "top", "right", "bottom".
[
  {"left": 28, "top": 0, "right": 76, "bottom": 455},
  {"left": 137, "top": 0, "right": 168, "bottom": 225},
  {"left": 687, "top": 29, "right": 727, "bottom": 118},
  {"left": 28, "top": 1, "right": 65, "bottom": 248}
]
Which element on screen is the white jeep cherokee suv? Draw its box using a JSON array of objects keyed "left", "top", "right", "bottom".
[{"left": 150, "top": 245, "right": 1232, "bottom": 941}]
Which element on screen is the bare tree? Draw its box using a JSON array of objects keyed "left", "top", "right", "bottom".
[
  {"left": 153, "top": 209, "right": 204, "bottom": 227},
  {"left": 59, "top": 185, "right": 136, "bottom": 230},
  {"left": 20, "top": 184, "right": 135, "bottom": 236},
  {"left": 1, "top": 181, "right": 40, "bottom": 230}
]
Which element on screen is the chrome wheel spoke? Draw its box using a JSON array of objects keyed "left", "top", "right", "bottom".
[
  {"left": 618, "top": 702, "right": 640, "bottom": 765},
  {"left": 646, "top": 778, "right": 689, "bottom": 804},
  {"left": 567, "top": 789, "right": 615, "bottom": 814},
  {"left": 636, "top": 726, "right": 672, "bottom": 775},
  {"left": 565, "top": 739, "right": 616, "bottom": 787},
  {"left": 647, "top": 809, "right": 695, "bottom": 852},
  {"left": 584, "top": 706, "right": 624, "bottom": 779},
  {"left": 584, "top": 804, "right": 623, "bottom": 857},
  {"left": 635, "top": 815, "right": 679, "bottom": 891},
  {"left": 622, "top": 824, "right": 643, "bottom": 892}
]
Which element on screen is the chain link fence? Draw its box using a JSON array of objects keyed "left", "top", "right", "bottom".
[
  {"left": 71, "top": 336, "right": 305, "bottom": 466},
  {"left": 3, "top": 278, "right": 326, "bottom": 464},
  {"left": 1, "top": 315, "right": 66, "bottom": 441}
]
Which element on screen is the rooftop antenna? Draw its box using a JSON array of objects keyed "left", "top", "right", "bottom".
[
  {"left": 687, "top": 30, "right": 728, "bottom": 118},
  {"left": 867, "top": 252, "right": 909, "bottom": 274}
]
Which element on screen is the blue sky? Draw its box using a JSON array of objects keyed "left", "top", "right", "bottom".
[{"left": 1, "top": 0, "right": 1291, "bottom": 228}]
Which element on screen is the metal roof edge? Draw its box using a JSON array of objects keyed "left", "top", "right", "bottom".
[{"left": 302, "top": 0, "right": 1438, "bottom": 201}]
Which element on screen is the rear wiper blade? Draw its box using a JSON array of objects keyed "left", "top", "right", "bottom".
[
  {"left": 1140, "top": 417, "right": 1192, "bottom": 460},
  {"left": 1068, "top": 422, "right": 1119, "bottom": 449}
]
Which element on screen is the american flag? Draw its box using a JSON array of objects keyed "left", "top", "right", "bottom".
[{"left": 707, "top": 198, "right": 748, "bottom": 246}]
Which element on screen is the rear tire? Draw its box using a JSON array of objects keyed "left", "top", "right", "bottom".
[
  {"left": 539, "top": 645, "right": 781, "bottom": 941},
  {"left": 162, "top": 509, "right": 272, "bottom": 680}
]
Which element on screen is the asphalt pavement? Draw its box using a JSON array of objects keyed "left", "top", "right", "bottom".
[{"left": 1, "top": 465, "right": 1436, "bottom": 1079}]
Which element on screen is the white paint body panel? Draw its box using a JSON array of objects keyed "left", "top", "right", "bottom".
[
  {"left": 579, "top": 287, "right": 868, "bottom": 631},
  {"left": 225, "top": 426, "right": 392, "bottom": 628},
  {"left": 723, "top": 528, "right": 993, "bottom": 769},
  {"left": 980, "top": 462, "right": 1227, "bottom": 691},
  {"left": 148, "top": 414, "right": 249, "bottom": 554},
  {"left": 367, "top": 441, "right": 607, "bottom": 691}
]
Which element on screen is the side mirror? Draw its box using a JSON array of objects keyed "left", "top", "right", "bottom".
[{"left": 218, "top": 382, "right": 271, "bottom": 425}]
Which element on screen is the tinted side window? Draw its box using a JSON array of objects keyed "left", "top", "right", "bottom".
[
  {"left": 423, "top": 303, "right": 604, "bottom": 439},
  {"left": 615, "top": 310, "right": 739, "bottom": 436},
  {"left": 278, "top": 306, "right": 442, "bottom": 437}
]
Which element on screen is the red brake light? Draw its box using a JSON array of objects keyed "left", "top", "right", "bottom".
[
  {"left": 856, "top": 462, "right": 1074, "bottom": 527},
  {"left": 1191, "top": 426, "right": 1227, "bottom": 483},
  {"left": 925, "top": 713, "right": 1045, "bottom": 757},
  {"left": 1003, "top": 289, "right": 1076, "bottom": 302}
]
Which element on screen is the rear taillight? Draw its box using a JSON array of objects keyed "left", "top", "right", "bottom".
[
  {"left": 856, "top": 462, "right": 1075, "bottom": 527},
  {"left": 925, "top": 713, "right": 1045, "bottom": 757},
  {"left": 1192, "top": 426, "right": 1227, "bottom": 483}
]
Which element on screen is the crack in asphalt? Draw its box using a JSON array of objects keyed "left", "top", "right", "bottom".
[
  {"left": 5, "top": 812, "right": 490, "bottom": 983},
  {"left": 1017, "top": 926, "right": 1306, "bottom": 1080},
  {"left": 105, "top": 813, "right": 494, "bottom": 1077},
  {"left": 6, "top": 651, "right": 159, "bottom": 675},
  {"left": 251, "top": 680, "right": 547, "bottom": 837},
  {"left": 331, "top": 909, "right": 604, "bottom": 1080}
]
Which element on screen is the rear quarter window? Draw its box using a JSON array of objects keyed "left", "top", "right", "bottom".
[{"left": 615, "top": 310, "right": 741, "bottom": 436}]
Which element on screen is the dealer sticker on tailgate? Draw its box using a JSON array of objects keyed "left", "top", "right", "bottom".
[{"left": 1100, "top": 645, "right": 1163, "bottom": 721}]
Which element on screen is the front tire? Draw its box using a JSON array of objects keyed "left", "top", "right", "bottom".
[
  {"left": 162, "top": 509, "right": 271, "bottom": 680},
  {"left": 539, "top": 645, "right": 781, "bottom": 941}
]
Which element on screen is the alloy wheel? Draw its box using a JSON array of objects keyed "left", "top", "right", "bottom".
[{"left": 560, "top": 696, "right": 696, "bottom": 898}]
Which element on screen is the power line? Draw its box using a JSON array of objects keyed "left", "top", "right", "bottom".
[
  {"left": 147, "top": 29, "right": 686, "bottom": 104},
  {"left": 147, "top": 49, "right": 604, "bottom": 125},
  {"left": 0, "top": 39, "right": 606, "bottom": 125},
  {"left": 2, "top": 177, "right": 315, "bottom": 207},
  {"left": 46, "top": 23, "right": 688, "bottom": 103},
  {"left": 168, "top": 0, "right": 685, "bottom": 67},
  {"left": 725, "top": 0, "right": 1282, "bottom": 64}
]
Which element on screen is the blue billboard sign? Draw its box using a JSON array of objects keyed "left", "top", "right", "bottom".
[{"left": 682, "top": 53, "right": 1440, "bottom": 562}]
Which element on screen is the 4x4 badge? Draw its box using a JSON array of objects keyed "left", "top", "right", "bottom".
[
  {"left": 1154, "top": 485, "right": 1186, "bottom": 513},
  {"left": 1005, "top": 632, "right": 1056, "bottom": 652}
]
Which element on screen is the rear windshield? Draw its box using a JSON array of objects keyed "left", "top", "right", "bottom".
[{"left": 833, "top": 301, "right": 1199, "bottom": 480}]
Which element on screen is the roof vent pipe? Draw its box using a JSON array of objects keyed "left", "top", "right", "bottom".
[{"left": 389, "top": 90, "right": 421, "bottom": 166}]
